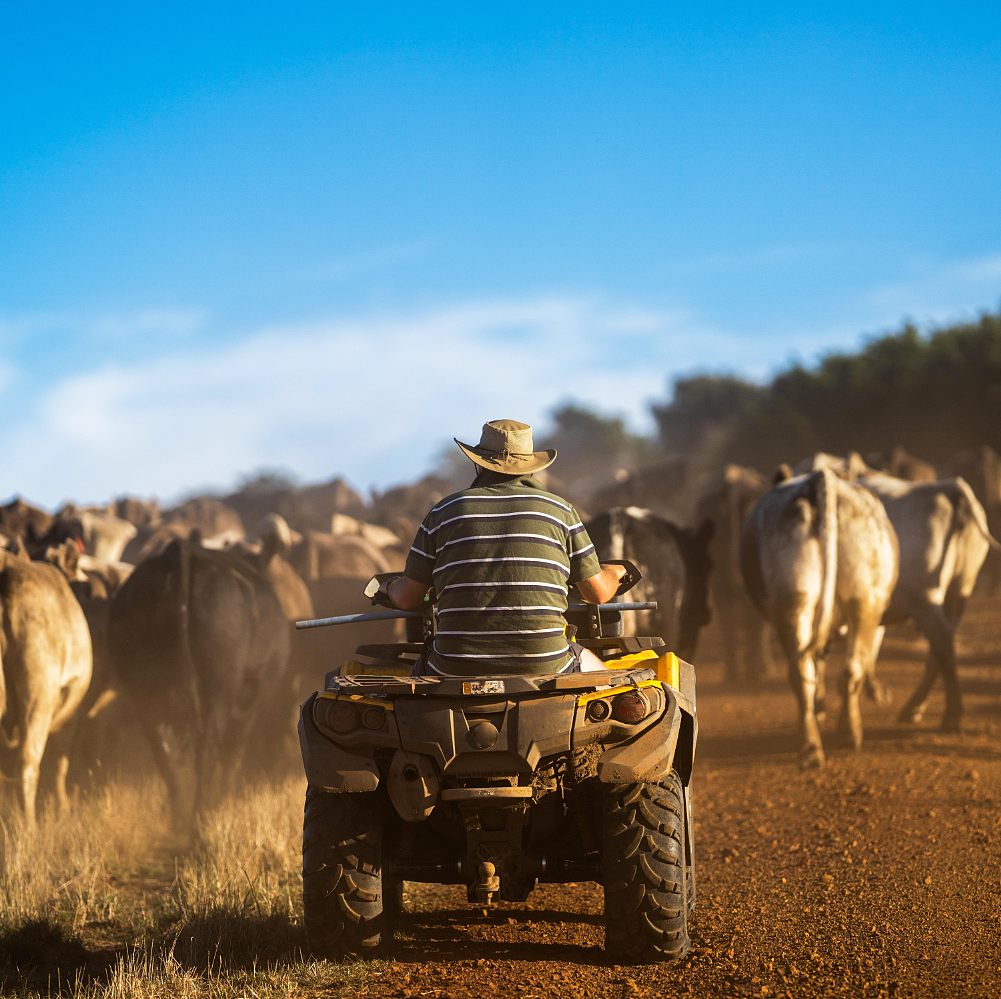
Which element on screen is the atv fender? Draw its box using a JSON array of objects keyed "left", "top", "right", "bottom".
[
  {"left": 298, "top": 692, "right": 380, "bottom": 792},
  {"left": 597, "top": 685, "right": 697, "bottom": 785}
]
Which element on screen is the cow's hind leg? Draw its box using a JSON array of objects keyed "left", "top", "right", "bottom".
[
  {"left": 776, "top": 620, "right": 825, "bottom": 769},
  {"left": 43, "top": 720, "right": 80, "bottom": 813},
  {"left": 862, "top": 625, "right": 891, "bottom": 706},
  {"left": 144, "top": 720, "right": 187, "bottom": 833},
  {"left": 837, "top": 614, "right": 884, "bottom": 750},
  {"left": 899, "top": 648, "right": 937, "bottom": 725},
  {"left": 16, "top": 706, "right": 54, "bottom": 829},
  {"left": 193, "top": 717, "right": 225, "bottom": 824},
  {"left": 897, "top": 601, "right": 959, "bottom": 731},
  {"left": 814, "top": 650, "right": 828, "bottom": 726},
  {"left": 793, "top": 651, "right": 825, "bottom": 768}
]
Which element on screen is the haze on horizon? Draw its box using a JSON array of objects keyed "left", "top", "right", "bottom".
[{"left": 2, "top": 3, "right": 1000, "bottom": 507}]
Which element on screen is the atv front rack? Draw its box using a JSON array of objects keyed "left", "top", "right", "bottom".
[{"left": 321, "top": 665, "right": 660, "bottom": 699}]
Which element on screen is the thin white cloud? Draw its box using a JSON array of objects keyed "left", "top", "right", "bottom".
[
  {"left": 653, "top": 241, "right": 840, "bottom": 278},
  {"left": 2, "top": 296, "right": 739, "bottom": 507},
  {"left": 0, "top": 358, "right": 16, "bottom": 393},
  {"left": 0, "top": 307, "right": 209, "bottom": 346},
  {"left": 298, "top": 242, "right": 435, "bottom": 282},
  {"left": 861, "top": 252, "right": 1001, "bottom": 325},
  {"left": 87, "top": 307, "right": 209, "bottom": 341}
]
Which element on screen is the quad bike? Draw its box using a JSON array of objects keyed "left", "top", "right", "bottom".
[{"left": 296, "top": 563, "right": 698, "bottom": 963}]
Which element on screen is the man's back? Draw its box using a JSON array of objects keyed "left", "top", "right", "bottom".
[{"left": 404, "top": 474, "right": 600, "bottom": 676}]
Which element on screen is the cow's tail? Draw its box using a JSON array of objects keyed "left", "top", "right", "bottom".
[
  {"left": 812, "top": 467, "right": 839, "bottom": 653},
  {"left": 953, "top": 477, "right": 1001, "bottom": 552}
]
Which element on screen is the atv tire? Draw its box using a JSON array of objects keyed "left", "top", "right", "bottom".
[
  {"left": 602, "top": 772, "right": 691, "bottom": 962},
  {"left": 302, "top": 787, "right": 394, "bottom": 960}
]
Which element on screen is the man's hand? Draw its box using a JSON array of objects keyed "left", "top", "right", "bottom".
[
  {"left": 576, "top": 563, "right": 629, "bottom": 604},
  {"left": 387, "top": 575, "right": 431, "bottom": 611}
]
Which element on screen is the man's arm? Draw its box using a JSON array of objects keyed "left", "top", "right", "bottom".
[
  {"left": 576, "top": 563, "right": 628, "bottom": 604},
  {"left": 387, "top": 575, "right": 430, "bottom": 611}
]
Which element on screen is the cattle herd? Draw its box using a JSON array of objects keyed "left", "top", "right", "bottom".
[{"left": 1, "top": 444, "right": 999, "bottom": 831}]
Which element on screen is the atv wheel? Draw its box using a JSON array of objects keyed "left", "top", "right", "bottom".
[
  {"left": 602, "top": 772, "right": 691, "bottom": 962},
  {"left": 302, "top": 787, "right": 394, "bottom": 960}
]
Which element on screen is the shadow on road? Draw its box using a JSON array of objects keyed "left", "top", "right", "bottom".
[{"left": 390, "top": 905, "right": 608, "bottom": 967}]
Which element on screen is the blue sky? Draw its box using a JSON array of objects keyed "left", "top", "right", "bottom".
[{"left": 2, "top": 3, "right": 1000, "bottom": 506}]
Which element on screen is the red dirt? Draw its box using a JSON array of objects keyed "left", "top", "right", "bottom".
[{"left": 359, "top": 594, "right": 1001, "bottom": 999}]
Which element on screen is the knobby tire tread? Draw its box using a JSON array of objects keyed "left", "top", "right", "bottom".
[
  {"left": 602, "top": 771, "right": 692, "bottom": 962},
  {"left": 302, "top": 787, "right": 390, "bottom": 960}
]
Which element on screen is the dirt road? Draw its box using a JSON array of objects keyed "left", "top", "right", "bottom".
[
  {"left": 361, "top": 597, "right": 1001, "bottom": 999},
  {"left": 5, "top": 600, "right": 997, "bottom": 999}
]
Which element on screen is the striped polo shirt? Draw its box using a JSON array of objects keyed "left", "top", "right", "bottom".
[{"left": 403, "top": 474, "right": 601, "bottom": 676}]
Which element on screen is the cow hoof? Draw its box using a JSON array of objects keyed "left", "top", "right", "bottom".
[
  {"left": 897, "top": 706, "right": 924, "bottom": 725},
  {"left": 864, "top": 679, "right": 894, "bottom": 707},
  {"left": 798, "top": 745, "right": 825, "bottom": 770},
  {"left": 940, "top": 716, "right": 961, "bottom": 734},
  {"left": 834, "top": 727, "right": 862, "bottom": 751}
]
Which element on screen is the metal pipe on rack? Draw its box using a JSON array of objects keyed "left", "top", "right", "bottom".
[{"left": 294, "top": 601, "right": 658, "bottom": 631}]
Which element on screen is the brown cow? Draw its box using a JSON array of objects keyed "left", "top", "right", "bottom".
[
  {"left": 865, "top": 447, "right": 937, "bottom": 483},
  {"left": 290, "top": 530, "right": 398, "bottom": 581},
  {"left": 164, "top": 496, "right": 244, "bottom": 537},
  {"left": 694, "top": 465, "right": 773, "bottom": 683},
  {"left": 0, "top": 550, "right": 93, "bottom": 822},
  {"left": 122, "top": 498, "right": 246, "bottom": 564},
  {"left": 0, "top": 497, "right": 54, "bottom": 545},
  {"left": 114, "top": 496, "right": 161, "bottom": 528},
  {"left": 288, "top": 529, "right": 405, "bottom": 696},
  {"left": 369, "top": 474, "right": 455, "bottom": 545},
  {"left": 43, "top": 544, "right": 136, "bottom": 780},
  {"left": 1, "top": 497, "right": 84, "bottom": 559},
  {"left": 223, "top": 475, "right": 367, "bottom": 536}
]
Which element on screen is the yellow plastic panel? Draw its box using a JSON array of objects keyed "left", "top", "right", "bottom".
[
  {"left": 342, "top": 660, "right": 411, "bottom": 678},
  {"left": 601, "top": 649, "right": 659, "bottom": 670},
  {"left": 656, "top": 651, "right": 680, "bottom": 690}
]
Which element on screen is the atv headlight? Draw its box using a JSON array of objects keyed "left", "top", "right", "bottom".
[
  {"left": 361, "top": 706, "right": 386, "bottom": 730},
  {"left": 321, "top": 699, "right": 360, "bottom": 733}
]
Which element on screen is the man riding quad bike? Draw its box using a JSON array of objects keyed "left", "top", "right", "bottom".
[{"left": 297, "top": 421, "right": 699, "bottom": 963}]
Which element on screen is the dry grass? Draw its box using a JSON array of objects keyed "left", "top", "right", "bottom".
[
  {"left": 0, "top": 776, "right": 376, "bottom": 998},
  {"left": 0, "top": 781, "right": 162, "bottom": 934}
]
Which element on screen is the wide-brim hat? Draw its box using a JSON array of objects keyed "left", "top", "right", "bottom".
[{"left": 455, "top": 419, "right": 557, "bottom": 475}]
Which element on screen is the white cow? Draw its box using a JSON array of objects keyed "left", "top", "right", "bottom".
[
  {"left": 795, "top": 452, "right": 1001, "bottom": 731},
  {"left": 858, "top": 472, "right": 999, "bottom": 730},
  {"left": 740, "top": 468, "right": 898, "bottom": 768}
]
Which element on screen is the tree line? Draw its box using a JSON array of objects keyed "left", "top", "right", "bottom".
[{"left": 544, "top": 308, "right": 1001, "bottom": 480}]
